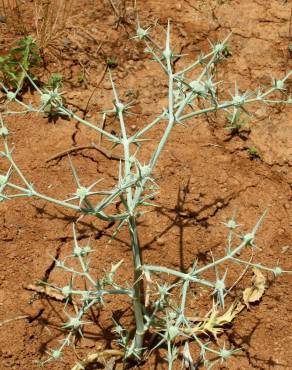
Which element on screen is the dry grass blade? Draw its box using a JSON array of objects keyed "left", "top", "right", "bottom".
[
  {"left": 1, "top": 0, "right": 27, "bottom": 34},
  {"left": 33, "top": 0, "right": 74, "bottom": 51},
  {"left": 0, "top": 315, "right": 29, "bottom": 327}
]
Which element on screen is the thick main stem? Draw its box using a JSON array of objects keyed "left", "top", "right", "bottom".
[
  {"left": 128, "top": 216, "right": 145, "bottom": 354},
  {"left": 111, "top": 77, "right": 145, "bottom": 355},
  {"left": 129, "top": 23, "right": 176, "bottom": 356}
]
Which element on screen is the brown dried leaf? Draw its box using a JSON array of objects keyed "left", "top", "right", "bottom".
[
  {"left": 216, "top": 299, "right": 245, "bottom": 324},
  {"left": 144, "top": 269, "right": 154, "bottom": 307},
  {"left": 188, "top": 299, "right": 245, "bottom": 340},
  {"left": 243, "top": 268, "right": 266, "bottom": 309},
  {"left": 71, "top": 350, "right": 123, "bottom": 370}
]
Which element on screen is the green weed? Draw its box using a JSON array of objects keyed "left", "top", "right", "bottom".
[
  {"left": 45, "top": 72, "right": 63, "bottom": 90},
  {"left": 247, "top": 146, "right": 259, "bottom": 159},
  {"left": 224, "top": 108, "right": 247, "bottom": 133},
  {"left": 0, "top": 35, "right": 41, "bottom": 92}
]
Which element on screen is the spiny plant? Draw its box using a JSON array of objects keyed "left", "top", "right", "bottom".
[
  {"left": 224, "top": 107, "right": 248, "bottom": 134},
  {"left": 0, "top": 20, "right": 291, "bottom": 369},
  {"left": 0, "top": 35, "right": 41, "bottom": 92},
  {"left": 42, "top": 72, "right": 66, "bottom": 119}
]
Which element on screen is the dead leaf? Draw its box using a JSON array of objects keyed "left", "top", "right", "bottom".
[
  {"left": 216, "top": 299, "right": 245, "bottom": 324},
  {"left": 186, "top": 299, "right": 245, "bottom": 340},
  {"left": 71, "top": 349, "right": 123, "bottom": 370},
  {"left": 243, "top": 268, "right": 266, "bottom": 308},
  {"left": 144, "top": 269, "right": 154, "bottom": 308}
]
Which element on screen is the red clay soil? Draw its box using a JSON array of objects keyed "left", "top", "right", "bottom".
[{"left": 0, "top": 0, "right": 292, "bottom": 369}]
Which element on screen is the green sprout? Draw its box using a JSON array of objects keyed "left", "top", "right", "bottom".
[
  {"left": 45, "top": 72, "right": 63, "bottom": 90},
  {"left": 224, "top": 108, "right": 248, "bottom": 133},
  {"left": 77, "top": 72, "right": 86, "bottom": 84},
  {"left": 246, "top": 146, "right": 259, "bottom": 159},
  {"left": 106, "top": 57, "right": 118, "bottom": 68}
]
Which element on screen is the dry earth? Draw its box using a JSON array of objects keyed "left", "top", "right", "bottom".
[{"left": 0, "top": 0, "right": 292, "bottom": 369}]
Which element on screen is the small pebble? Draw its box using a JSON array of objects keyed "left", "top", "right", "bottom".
[
  {"left": 144, "top": 90, "right": 152, "bottom": 98},
  {"left": 62, "top": 37, "right": 71, "bottom": 47},
  {"left": 175, "top": 3, "right": 182, "bottom": 11},
  {"left": 180, "top": 29, "right": 187, "bottom": 38},
  {"left": 156, "top": 237, "right": 165, "bottom": 246},
  {"left": 281, "top": 245, "right": 289, "bottom": 253},
  {"left": 153, "top": 80, "right": 161, "bottom": 88},
  {"left": 130, "top": 125, "right": 137, "bottom": 131},
  {"left": 0, "top": 15, "right": 6, "bottom": 23},
  {"left": 67, "top": 92, "right": 79, "bottom": 99},
  {"left": 127, "top": 60, "right": 134, "bottom": 67},
  {"left": 193, "top": 194, "right": 200, "bottom": 201},
  {"left": 118, "top": 71, "right": 127, "bottom": 79},
  {"left": 103, "top": 81, "right": 112, "bottom": 90},
  {"left": 144, "top": 97, "right": 152, "bottom": 104},
  {"left": 140, "top": 80, "right": 149, "bottom": 88}
]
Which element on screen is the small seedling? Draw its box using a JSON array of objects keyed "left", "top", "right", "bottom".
[
  {"left": 77, "top": 64, "right": 89, "bottom": 86},
  {"left": 77, "top": 72, "right": 86, "bottom": 84},
  {"left": 224, "top": 108, "right": 247, "bottom": 133},
  {"left": 106, "top": 57, "right": 118, "bottom": 69},
  {"left": 42, "top": 89, "right": 68, "bottom": 121},
  {"left": 0, "top": 35, "right": 41, "bottom": 91},
  {"left": 247, "top": 146, "right": 259, "bottom": 159},
  {"left": 45, "top": 72, "right": 63, "bottom": 90}
]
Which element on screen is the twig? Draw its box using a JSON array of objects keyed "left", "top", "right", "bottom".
[
  {"left": 0, "top": 315, "right": 29, "bottom": 327},
  {"left": 24, "top": 283, "right": 67, "bottom": 301},
  {"left": 46, "top": 143, "right": 123, "bottom": 163},
  {"left": 107, "top": 0, "right": 129, "bottom": 29},
  {"left": 108, "top": 0, "right": 120, "bottom": 19},
  {"left": 99, "top": 113, "right": 107, "bottom": 144},
  {"left": 286, "top": 4, "right": 292, "bottom": 75},
  {"left": 24, "top": 283, "right": 79, "bottom": 312},
  {"left": 200, "top": 143, "right": 223, "bottom": 148},
  {"left": 83, "top": 64, "right": 108, "bottom": 119}
]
